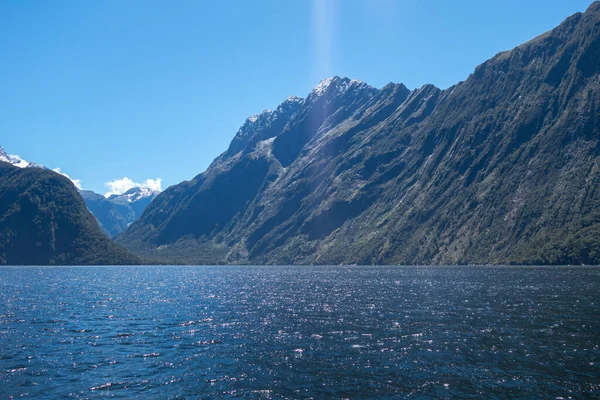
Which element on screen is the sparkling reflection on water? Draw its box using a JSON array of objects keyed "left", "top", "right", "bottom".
[{"left": 0, "top": 266, "right": 599, "bottom": 398}]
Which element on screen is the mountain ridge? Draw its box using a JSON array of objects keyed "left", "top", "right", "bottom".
[
  {"left": 0, "top": 145, "right": 41, "bottom": 169},
  {"left": 117, "top": 3, "right": 600, "bottom": 265}
]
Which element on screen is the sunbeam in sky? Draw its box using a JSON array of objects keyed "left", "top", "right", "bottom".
[{"left": 312, "top": 0, "right": 336, "bottom": 82}]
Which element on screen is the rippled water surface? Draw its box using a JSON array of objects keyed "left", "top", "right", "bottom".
[{"left": 0, "top": 266, "right": 599, "bottom": 399}]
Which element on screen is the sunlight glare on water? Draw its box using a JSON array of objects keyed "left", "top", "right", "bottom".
[{"left": 0, "top": 266, "right": 599, "bottom": 398}]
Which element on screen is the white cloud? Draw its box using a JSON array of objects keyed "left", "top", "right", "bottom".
[
  {"left": 104, "top": 177, "right": 162, "bottom": 197},
  {"left": 53, "top": 168, "right": 82, "bottom": 190}
]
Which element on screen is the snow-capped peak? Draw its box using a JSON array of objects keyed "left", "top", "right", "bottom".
[
  {"left": 236, "top": 110, "right": 275, "bottom": 140},
  {"left": 108, "top": 186, "right": 160, "bottom": 203},
  {"left": 283, "top": 95, "right": 304, "bottom": 104},
  {"left": 274, "top": 96, "right": 305, "bottom": 116},
  {"left": 312, "top": 77, "right": 336, "bottom": 96},
  {"left": 247, "top": 109, "right": 273, "bottom": 124},
  {"left": 309, "top": 76, "right": 372, "bottom": 99},
  {"left": 125, "top": 187, "right": 158, "bottom": 202},
  {"left": 0, "top": 146, "right": 30, "bottom": 168}
]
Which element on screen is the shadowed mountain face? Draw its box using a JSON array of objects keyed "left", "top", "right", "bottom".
[
  {"left": 0, "top": 162, "right": 140, "bottom": 265},
  {"left": 118, "top": 3, "right": 600, "bottom": 265}
]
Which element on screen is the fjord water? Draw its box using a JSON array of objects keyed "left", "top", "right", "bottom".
[{"left": 0, "top": 266, "right": 598, "bottom": 399}]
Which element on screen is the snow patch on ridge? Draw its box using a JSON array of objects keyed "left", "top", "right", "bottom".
[
  {"left": 104, "top": 177, "right": 162, "bottom": 197},
  {"left": 284, "top": 95, "right": 304, "bottom": 104},
  {"left": 1, "top": 145, "right": 83, "bottom": 188},
  {"left": 312, "top": 77, "right": 336, "bottom": 96},
  {"left": 113, "top": 187, "right": 159, "bottom": 203},
  {"left": 310, "top": 77, "right": 372, "bottom": 98},
  {"left": 247, "top": 109, "right": 273, "bottom": 125},
  {"left": 0, "top": 146, "right": 30, "bottom": 168}
]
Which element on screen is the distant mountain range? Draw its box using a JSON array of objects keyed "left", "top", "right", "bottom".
[
  {"left": 80, "top": 187, "right": 160, "bottom": 238},
  {"left": 117, "top": 3, "right": 600, "bottom": 265}
]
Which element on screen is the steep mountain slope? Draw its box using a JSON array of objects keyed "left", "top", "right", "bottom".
[
  {"left": 81, "top": 187, "right": 159, "bottom": 238},
  {"left": 119, "top": 3, "right": 600, "bottom": 265},
  {"left": 0, "top": 162, "right": 140, "bottom": 265}
]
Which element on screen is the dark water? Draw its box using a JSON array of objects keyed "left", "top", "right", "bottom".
[{"left": 0, "top": 266, "right": 598, "bottom": 399}]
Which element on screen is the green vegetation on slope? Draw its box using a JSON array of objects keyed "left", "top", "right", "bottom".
[{"left": 0, "top": 162, "right": 140, "bottom": 265}]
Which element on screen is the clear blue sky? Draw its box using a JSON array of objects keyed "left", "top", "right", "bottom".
[{"left": 0, "top": 0, "right": 594, "bottom": 195}]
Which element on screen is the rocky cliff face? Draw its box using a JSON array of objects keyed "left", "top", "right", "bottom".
[{"left": 118, "top": 3, "right": 600, "bottom": 265}]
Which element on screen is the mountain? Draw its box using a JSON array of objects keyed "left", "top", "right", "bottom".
[
  {"left": 0, "top": 162, "right": 140, "bottom": 265},
  {"left": 80, "top": 187, "right": 160, "bottom": 238},
  {"left": 108, "top": 187, "right": 160, "bottom": 220},
  {"left": 0, "top": 145, "right": 155, "bottom": 238},
  {"left": 118, "top": 3, "right": 600, "bottom": 265},
  {"left": 0, "top": 145, "right": 42, "bottom": 169},
  {"left": 79, "top": 190, "right": 129, "bottom": 237}
]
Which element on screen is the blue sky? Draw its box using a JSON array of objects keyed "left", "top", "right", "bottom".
[{"left": 0, "top": 0, "right": 593, "bottom": 195}]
